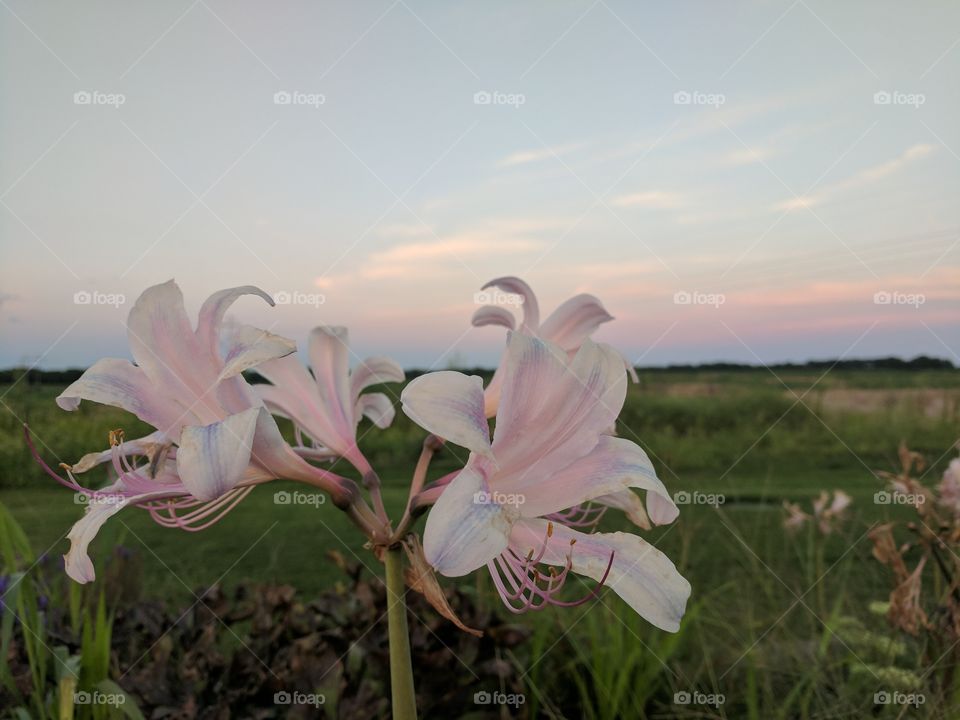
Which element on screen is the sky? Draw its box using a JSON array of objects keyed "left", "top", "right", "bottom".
[{"left": 1, "top": 0, "right": 958, "bottom": 370}]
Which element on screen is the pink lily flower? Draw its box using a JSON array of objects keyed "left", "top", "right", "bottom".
[
  {"left": 252, "top": 326, "right": 404, "bottom": 476},
  {"left": 401, "top": 332, "right": 690, "bottom": 632},
  {"left": 40, "top": 280, "right": 361, "bottom": 583},
  {"left": 471, "top": 276, "right": 637, "bottom": 417}
]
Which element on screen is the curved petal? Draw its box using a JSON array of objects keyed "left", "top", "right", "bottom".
[
  {"left": 176, "top": 407, "right": 259, "bottom": 501},
  {"left": 309, "top": 326, "right": 355, "bottom": 437},
  {"left": 510, "top": 519, "right": 691, "bottom": 632},
  {"left": 195, "top": 285, "right": 275, "bottom": 360},
  {"left": 593, "top": 490, "right": 651, "bottom": 529},
  {"left": 480, "top": 277, "right": 540, "bottom": 331},
  {"left": 507, "top": 436, "right": 678, "bottom": 524},
  {"left": 56, "top": 358, "right": 184, "bottom": 434},
  {"left": 349, "top": 356, "right": 405, "bottom": 399},
  {"left": 65, "top": 489, "right": 173, "bottom": 583},
  {"left": 401, "top": 371, "right": 492, "bottom": 457},
  {"left": 471, "top": 306, "right": 516, "bottom": 331},
  {"left": 492, "top": 335, "right": 627, "bottom": 477},
  {"left": 355, "top": 392, "right": 396, "bottom": 429},
  {"left": 424, "top": 463, "right": 515, "bottom": 577},
  {"left": 70, "top": 431, "right": 168, "bottom": 474},
  {"left": 125, "top": 280, "right": 223, "bottom": 425},
  {"left": 482, "top": 352, "right": 507, "bottom": 418},
  {"left": 538, "top": 294, "right": 614, "bottom": 351},
  {"left": 219, "top": 325, "right": 296, "bottom": 381}
]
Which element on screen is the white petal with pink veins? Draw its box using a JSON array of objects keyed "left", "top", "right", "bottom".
[
  {"left": 218, "top": 325, "right": 296, "bottom": 381},
  {"left": 176, "top": 407, "right": 260, "bottom": 501},
  {"left": 401, "top": 371, "right": 492, "bottom": 457},
  {"left": 349, "top": 356, "right": 405, "bottom": 399},
  {"left": 355, "top": 392, "right": 396, "bottom": 429},
  {"left": 505, "top": 435, "right": 677, "bottom": 522},
  {"left": 423, "top": 463, "right": 515, "bottom": 577},
  {"left": 309, "top": 326, "right": 355, "bottom": 437},
  {"left": 56, "top": 358, "right": 184, "bottom": 435},
  {"left": 538, "top": 293, "right": 614, "bottom": 351},
  {"left": 471, "top": 306, "right": 517, "bottom": 331},
  {"left": 509, "top": 519, "right": 691, "bottom": 632}
]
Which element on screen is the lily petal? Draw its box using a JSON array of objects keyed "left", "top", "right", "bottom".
[
  {"left": 510, "top": 519, "right": 691, "bottom": 632},
  {"left": 507, "top": 436, "right": 677, "bottom": 523},
  {"left": 538, "top": 294, "right": 614, "bottom": 351},
  {"left": 471, "top": 306, "right": 517, "bottom": 331},
  {"left": 176, "top": 407, "right": 260, "bottom": 501},
  {"left": 56, "top": 358, "right": 184, "bottom": 434},
  {"left": 350, "top": 356, "right": 405, "bottom": 399},
  {"left": 309, "top": 326, "right": 354, "bottom": 437},
  {"left": 218, "top": 325, "right": 296, "bottom": 381},
  {"left": 355, "top": 392, "right": 396, "bottom": 429},
  {"left": 480, "top": 277, "right": 540, "bottom": 331},
  {"left": 593, "top": 489, "right": 651, "bottom": 529},
  {"left": 402, "top": 371, "right": 492, "bottom": 456},
  {"left": 195, "top": 285, "right": 274, "bottom": 359},
  {"left": 424, "top": 464, "right": 514, "bottom": 577},
  {"left": 492, "top": 335, "right": 626, "bottom": 477}
]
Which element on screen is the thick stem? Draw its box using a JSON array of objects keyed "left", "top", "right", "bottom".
[{"left": 385, "top": 546, "right": 417, "bottom": 720}]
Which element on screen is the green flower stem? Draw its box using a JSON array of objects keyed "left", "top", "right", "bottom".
[{"left": 385, "top": 545, "right": 417, "bottom": 719}]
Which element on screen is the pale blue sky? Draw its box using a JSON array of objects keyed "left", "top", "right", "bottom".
[{"left": 1, "top": 0, "right": 958, "bottom": 369}]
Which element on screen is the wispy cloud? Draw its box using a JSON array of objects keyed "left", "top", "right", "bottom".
[
  {"left": 777, "top": 144, "right": 934, "bottom": 211},
  {"left": 497, "top": 143, "right": 582, "bottom": 168},
  {"left": 610, "top": 190, "right": 685, "bottom": 209}
]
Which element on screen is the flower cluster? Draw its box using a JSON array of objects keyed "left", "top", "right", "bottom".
[{"left": 34, "top": 276, "right": 689, "bottom": 633}]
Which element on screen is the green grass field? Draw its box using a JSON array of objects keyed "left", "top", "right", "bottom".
[{"left": 2, "top": 368, "right": 960, "bottom": 718}]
